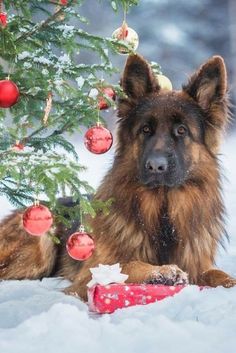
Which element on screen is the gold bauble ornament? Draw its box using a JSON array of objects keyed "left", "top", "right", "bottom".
[
  {"left": 112, "top": 21, "right": 139, "bottom": 55},
  {"left": 156, "top": 74, "right": 173, "bottom": 91}
]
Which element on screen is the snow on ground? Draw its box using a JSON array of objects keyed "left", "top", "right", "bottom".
[{"left": 0, "top": 134, "right": 236, "bottom": 353}]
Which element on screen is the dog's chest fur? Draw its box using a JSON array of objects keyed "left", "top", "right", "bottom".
[
  {"left": 156, "top": 208, "right": 178, "bottom": 264},
  {"left": 135, "top": 193, "right": 178, "bottom": 265}
]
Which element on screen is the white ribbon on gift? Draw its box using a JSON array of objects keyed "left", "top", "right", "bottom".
[{"left": 87, "top": 263, "right": 129, "bottom": 288}]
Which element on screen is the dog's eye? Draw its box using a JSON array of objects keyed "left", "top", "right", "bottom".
[
  {"left": 175, "top": 125, "right": 187, "bottom": 137},
  {"left": 142, "top": 125, "right": 151, "bottom": 134}
]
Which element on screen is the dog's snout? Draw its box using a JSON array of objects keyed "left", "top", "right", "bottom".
[{"left": 145, "top": 154, "right": 168, "bottom": 174}]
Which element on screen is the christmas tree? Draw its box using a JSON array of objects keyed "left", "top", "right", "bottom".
[{"left": 0, "top": 0, "right": 138, "bottom": 231}]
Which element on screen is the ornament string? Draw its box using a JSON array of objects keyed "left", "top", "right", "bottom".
[
  {"left": 79, "top": 208, "right": 85, "bottom": 232},
  {"left": 43, "top": 92, "right": 53, "bottom": 125},
  {"left": 97, "top": 109, "right": 101, "bottom": 126},
  {"left": 119, "top": 2, "right": 128, "bottom": 40},
  {"left": 123, "top": 2, "right": 127, "bottom": 23},
  {"left": 97, "top": 52, "right": 105, "bottom": 126},
  {"left": 0, "top": 0, "right": 3, "bottom": 13},
  {"left": 34, "top": 199, "right": 40, "bottom": 207},
  {"left": 7, "top": 61, "right": 16, "bottom": 80}
]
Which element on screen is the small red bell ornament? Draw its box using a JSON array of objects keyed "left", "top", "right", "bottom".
[
  {"left": 112, "top": 21, "right": 139, "bottom": 55},
  {"left": 66, "top": 225, "right": 95, "bottom": 261},
  {"left": 23, "top": 204, "right": 53, "bottom": 236},
  {"left": 84, "top": 123, "right": 113, "bottom": 154},
  {"left": 0, "top": 80, "right": 20, "bottom": 108},
  {"left": 13, "top": 141, "right": 24, "bottom": 151}
]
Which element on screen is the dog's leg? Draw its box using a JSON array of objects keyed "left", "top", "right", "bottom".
[
  {"left": 199, "top": 269, "right": 236, "bottom": 288},
  {"left": 65, "top": 261, "right": 189, "bottom": 301},
  {"left": 122, "top": 261, "right": 189, "bottom": 286}
]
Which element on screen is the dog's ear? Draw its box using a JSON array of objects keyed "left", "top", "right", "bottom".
[
  {"left": 183, "top": 56, "right": 229, "bottom": 151},
  {"left": 121, "top": 54, "right": 160, "bottom": 100}
]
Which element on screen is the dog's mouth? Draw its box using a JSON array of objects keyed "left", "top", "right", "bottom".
[{"left": 139, "top": 172, "right": 186, "bottom": 189}]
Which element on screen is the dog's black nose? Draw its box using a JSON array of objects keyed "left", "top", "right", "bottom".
[{"left": 145, "top": 154, "right": 168, "bottom": 174}]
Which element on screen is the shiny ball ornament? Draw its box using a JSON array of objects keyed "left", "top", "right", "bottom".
[
  {"left": 98, "top": 87, "right": 116, "bottom": 110},
  {"left": 156, "top": 74, "right": 173, "bottom": 91},
  {"left": 112, "top": 22, "right": 139, "bottom": 55},
  {"left": 23, "top": 204, "right": 53, "bottom": 236},
  {"left": 0, "top": 80, "right": 20, "bottom": 108},
  {"left": 59, "top": 0, "right": 68, "bottom": 4},
  {"left": 0, "top": 12, "right": 7, "bottom": 28},
  {"left": 66, "top": 226, "right": 95, "bottom": 261},
  {"left": 84, "top": 124, "right": 113, "bottom": 154}
]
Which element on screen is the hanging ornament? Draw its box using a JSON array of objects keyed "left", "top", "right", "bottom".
[
  {"left": 43, "top": 92, "right": 53, "bottom": 125},
  {"left": 156, "top": 74, "right": 173, "bottom": 91},
  {"left": 112, "top": 21, "right": 139, "bottom": 55},
  {"left": 66, "top": 225, "right": 95, "bottom": 261},
  {"left": 23, "top": 203, "right": 53, "bottom": 236},
  {"left": 0, "top": 12, "right": 7, "bottom": 28},
  {"left": 54, "top": 0, "right": 67, "bottom": 21},
  {"left": 12, "top": 141, "right": 24, "bottom": 151},
  {"left": 84, "top": 123, "right": 113, "bottom": 154},
  {"left": 98, "top": 87, "right": 116, "bottom": 110},
  {"left": 0, "top": 80, "right": 20, "bottom": 108},
  {"left": 0, "top": 0, "right": 6, "bottom": 28}
]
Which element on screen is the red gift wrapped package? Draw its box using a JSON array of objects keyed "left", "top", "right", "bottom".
[{"left": 88, "top": 283, "right": 187, "bottom": 314}]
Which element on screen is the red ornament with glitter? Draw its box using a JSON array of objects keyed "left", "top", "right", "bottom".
[
  {"left": 84, "top": 123, "right": 113, "bottom": 154},
  {"left": 0, "top": 80, "right": 20, "bottom": 108},
  {"left": 66, "top": 225, "right": 95, "bottom": 261},
  {"left": 23, "top": 204, "right": 53, "bottom": 236},
  {"left": 0, "top": 12, "right": 7, "bottom": 27},
  {"left": 98, "top": 87, "right": 116, "bottom": 110},
  {"left": 59, "top": 0, "right": 68, "bottom": 5}
]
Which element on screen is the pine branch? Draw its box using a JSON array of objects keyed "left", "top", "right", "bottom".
[{"left": 15, "top": 7, "right": 65, "bottom": 43}]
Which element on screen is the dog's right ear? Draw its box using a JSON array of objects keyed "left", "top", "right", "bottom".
[{"left": 121, "top": 54, "right": 160, "bottom": 100}]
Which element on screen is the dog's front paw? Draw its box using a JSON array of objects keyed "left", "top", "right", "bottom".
[
  {"left": 146, "top": 264, "right": 189, "bottom": 285},
  {"left": 222, "top": 279, "right": 236, "bottom": 288},
  {"left": 201, "top": 269, "right": 236, "bottom": 288}
]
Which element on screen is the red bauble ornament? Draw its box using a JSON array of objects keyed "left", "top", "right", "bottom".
[
  {"left": 0, "top": 12, "right": 7, "bottom": 28},
  {"left": 23, "top": 204, "right": 53, "bottom": 236},
  {"left": 59, "top": 0, "right": 68, "bottom": 4},
  {"left": 0, "top": 80, "right": 20, "bottom": 108},
  {"left": 84, "top": 124, "right": 113, "bottom": 154},
  {"left": 98, "top": 87, "right": 116, "bottom": 110},
  {"left": 66, "top": 226, "right": 95, "bottom": 261}
]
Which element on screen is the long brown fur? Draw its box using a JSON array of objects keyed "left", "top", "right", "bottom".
[{"left": 0, "top": 54, "right": 235, "bottom": 301}]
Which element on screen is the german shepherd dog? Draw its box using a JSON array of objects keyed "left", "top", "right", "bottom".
[{"left": 0, "top": 54, "right": 235, "bottom": 301}]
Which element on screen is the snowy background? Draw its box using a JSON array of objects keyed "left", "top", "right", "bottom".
[{"left": 0, "top": 0, "right": 236, "bottom": 352}]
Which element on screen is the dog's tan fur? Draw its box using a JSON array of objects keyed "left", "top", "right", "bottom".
[{"left": 0, "top": 54, "right": 235, "bottom": 301}]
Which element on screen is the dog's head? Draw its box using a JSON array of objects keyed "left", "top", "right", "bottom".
[{"left": 117, "top": 54, "right": 229, "bottom": 188}]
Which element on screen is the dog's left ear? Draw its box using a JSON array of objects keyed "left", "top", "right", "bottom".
[{"left": 183, "top": 56, "right": 229, "bottom": 151}]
